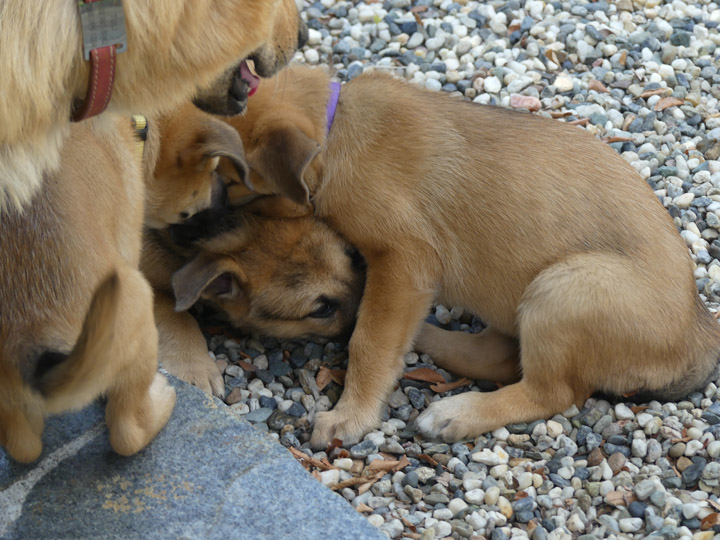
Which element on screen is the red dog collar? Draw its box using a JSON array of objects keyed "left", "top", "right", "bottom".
[{"left": 72, "top": 0, "right": 127, "bottom": 122}]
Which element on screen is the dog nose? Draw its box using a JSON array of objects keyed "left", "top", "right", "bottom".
[{"left": 297, "top": 20, "right": 309, "bottom": 49}]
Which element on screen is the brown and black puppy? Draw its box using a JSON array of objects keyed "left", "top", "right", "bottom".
[
  {"left": 224, "top": 64, "right": 720, "bottom": 447},
  {"left": 0, "top": 0, "right": 305, "bottom": 212},
  {"left": 141, "top": 195, "right": 365, "bottom": 397}
]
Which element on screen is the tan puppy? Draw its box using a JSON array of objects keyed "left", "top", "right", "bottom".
[
  {"left": 225, "top": 64, "right": 720, "bottom": 447},
  {"left": 141, "top": 195, "right": 365, "bottom": 396},
  {"left": 143, "top": 103, "right": 249, "bottom": 229},
  {"left": 0, "top": 118, "right": 176, "bottom": 463},
  {"left": 0, "top": 0, "right": 305, "bottom": 212}
]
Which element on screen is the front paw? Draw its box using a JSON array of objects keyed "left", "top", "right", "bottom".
[
  {"left": 161, "top": 353, "right": 224, "bottom": 398},
  {"left": 416, "top": 394, "right": 477, "bottom": 442},
  {"left": 310, "top": 408, "right": 380, "bottom": 450}
]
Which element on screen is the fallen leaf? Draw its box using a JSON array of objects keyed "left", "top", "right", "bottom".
[
  {"left": 237, "top": 360, "right": 256, "bottom": 372},
  {"left": 430, "top": 378, "right": 472, "bottom": 393},
  {"left": 330, "top": 369, "right": 346, "bottom": 386},
  {"left": 403, "top": 367, "right": 446, "bottom": 384},
  {"left": 639, "top": 88, "right": 670, "bottom": 99},
  {"left": 288, "top": 447, "right": 337, "bottom": 471},
  {"left": 325, "top": 437, "right": 344, "bottom": 454},
  {"left": 369, "top": 459, "right": 402, "bottom": 472},
  {"left": 568, "top": 118, "right": 590, "bottom": 126},
  {"left": 550, "top": 111, "right": 573, "bottom": 119},
  {"left": 357, "top": 472, "right": 385, "bottom": 494},
  {"left": 316, "top": 366, "right": 332, "bottom": 391},
  {"left": 630, "top": 405, "right": 649, "bottom": 414},
  {"left": 331, "top": 476, "right": 372, "bottom": 491},
  {"left": 355, "top": 503, "right": 374, "bottom": 513},
  {"left": 416, "top": 453, "right": 439, "bottom": 467},
  {"left": 701, "top": 512, "right": 719, "bottom": 530},
  {"left": 654, "top": 97, "right": 684, "bottom": 111},
  {"left": 393, "top": 455, "right": 411, "bottom": 472},
  {"left": 708, "top": 499, "right": 720, "bottom": 512},
  {"left": 588, "top": 80, "right": 609, "bottom": 93},
  {"left": 604, "top": 136, "right": 635, "bottom": 143},
  {"left": 311, "top": 470, "right": 322, "bottom": 482},
  {"left": 401, "top": 516, "right": 417, "bottom": 533}
]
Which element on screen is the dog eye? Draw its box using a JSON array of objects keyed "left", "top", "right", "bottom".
[
  {"left": 180, "top": 211, "right": 190, "bottom": 220},
  {"left": 308, "top": 298, "right": 337, "bottom": 319}
]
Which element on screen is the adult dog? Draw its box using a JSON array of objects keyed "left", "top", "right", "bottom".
[
  {"left": 0, "top": 0, "right": 306, "bottom": 211},
  {"left": 223, "top": 64, "right": 720, "bottom": 447},
  {"left": 0, "top": 0, "right": 304, "bottom": 461}
]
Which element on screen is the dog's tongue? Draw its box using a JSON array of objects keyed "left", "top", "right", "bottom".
[{"left": 239, "top": 60, "right": 260, "bottom": 97}]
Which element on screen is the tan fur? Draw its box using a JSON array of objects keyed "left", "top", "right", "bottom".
[
  {"left": 225, "top": 64, "right": 720, "bottom": 446},
  {"left": 141, "top": 196, "right": 365, "bottom": 397},
  {"left": 0, "top": 0, "right": 303, "bottom": 212},
  {"left": 145, "top": 103, "right": 249, "bottom": 228},
  {"left": 0, "top": 118, "right": 176, "bottom": 463}
]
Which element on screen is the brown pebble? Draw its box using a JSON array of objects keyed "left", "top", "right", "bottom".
[
  {"left": 432, "top": 453, "right": 451, "bottom": 466},
  {"left": 225, "top": 387, "right": 243, "bottom": 405},
  {"left": 676, "top": 456, "right": 693, "bottom": 472},
  {"left": 587, "top": 447, "right": 604, "bottom": 467},
  {"left": 608, "top": 452, "right": 626, "bottom": 473}
]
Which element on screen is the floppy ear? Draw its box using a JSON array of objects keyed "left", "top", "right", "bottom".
[
  {"left": 196, "top": 119, "right": 251, "bottom": 190},
  {"left": 248, "top": 127, "right": 321, "bottom": 205},
  {"left": 172, "top": 253, "right": 248, "bottom": 312}
]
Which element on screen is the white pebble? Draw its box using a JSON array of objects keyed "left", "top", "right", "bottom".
[
  {"left": 304, "top": 49, "right": 320, "bottom": 64},
  {"left": 615, "top": 403, "right": 635, "bottom": 420},
  {"left": 465, "top": 488, "right": 485, "bottom": 505},
  {"left": 546, "top": 420, "right": 564, "bottom": 438},
  {"left": 483, "top": 76, "right": 502, "bottom": 93},
  {"left": 449, "top": 498, "right": 468, "bottom": 516}
]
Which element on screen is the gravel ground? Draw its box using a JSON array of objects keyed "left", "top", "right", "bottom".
[{"left": 203, "top": 0, "right": 720, "bottom": 538}]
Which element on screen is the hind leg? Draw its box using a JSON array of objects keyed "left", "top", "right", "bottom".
[
  {"left": 414, "top": 323, "right": 520, "bottom": 384},
  {"left": 104, "top": 268, "right": 175, "bottom": 456},
  {"left": 0, "top": 396, "right": 44, "bottom": 463},
  {"left": 417, "top": 253, "right": 660, "bottom": 441}
]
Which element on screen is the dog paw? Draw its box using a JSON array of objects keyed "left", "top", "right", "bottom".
[
  {"left": 161, "top": 353, "right": 224, "bottom": 398},
  {"left": 148, "top": 373, "right": 177, "bottom": 425},
  {"left": 416, "top": 394, "right": 479, "bottom": 442},
  {"left": 310, "top": 408, "right": 379, "bottom": 450}
]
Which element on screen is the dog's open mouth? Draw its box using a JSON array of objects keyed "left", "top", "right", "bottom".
[
  {"left": 192, "top": 59, "right": 261, "bottom": 116},
  {"left": 238, "top": 60, "right": 259, "bottom": 97}
]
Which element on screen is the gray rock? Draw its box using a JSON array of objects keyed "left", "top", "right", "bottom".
[{"left": 0, "top": 377, "right": 384, "bottom": 540}]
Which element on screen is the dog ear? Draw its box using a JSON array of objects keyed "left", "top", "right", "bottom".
[
  {"left": 172, "top": 253, "right": 248, "bottom": 312},
  {"left": 248, "top": 127, "right": 320, "bottom": 205},
  {"left": 197, "top": 119, "right": 252, "bottom": 191}
]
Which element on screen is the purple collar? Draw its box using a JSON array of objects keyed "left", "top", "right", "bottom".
[{"left": 326, "top": 81, "right": 341, "bottom": 135}]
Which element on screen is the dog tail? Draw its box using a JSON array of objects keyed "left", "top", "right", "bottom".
[{"left": 41, "top": 272, "right": 121, "bottom": 413}]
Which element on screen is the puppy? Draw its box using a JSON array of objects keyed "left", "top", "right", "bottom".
[
  {"left": 0, "top": 118, "right": 176, "bottom": 463},
  {"left": 0, "top": 0, "right": 305, "bottom": 212},
  {"left": 0, "top": 86, "right": 253, "bottom": 463},
  {"left": 143, "top": 103, "right": 250, "bottom": 229},
  {"left": 223, "top": 64, "right": 720, "bottom": 447},
  {"left": 141, "top": 195, "right": 365, "bottom": 397}
]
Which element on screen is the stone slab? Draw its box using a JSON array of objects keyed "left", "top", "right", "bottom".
[{"left": 0, "top": 375, "right": 385, "bottom": 540}]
